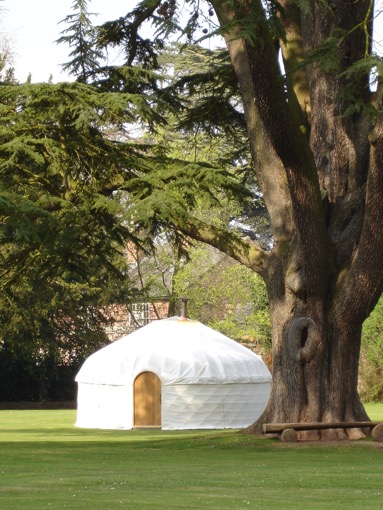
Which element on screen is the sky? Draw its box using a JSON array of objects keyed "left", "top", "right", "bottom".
[
  {"left": 1, "top": 0, "right": 128, "bottom": 82},
  {"left": 2, "top": 0, "right": 383, "bottom": 83}
]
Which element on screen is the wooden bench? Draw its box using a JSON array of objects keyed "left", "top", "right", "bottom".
[{"left": 263, "top": 421, "right": 383, "bottom": 442}]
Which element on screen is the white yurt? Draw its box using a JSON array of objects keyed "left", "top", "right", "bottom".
[{"left": 75, "top": 316, "right": 271, "bottom": 430}]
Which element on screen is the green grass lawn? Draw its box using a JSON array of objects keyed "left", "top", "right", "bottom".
[
  {"left": 364, "top": 402, "right": 383, "bottom": 421},
  {"left": 1, "top": 404, "right": 382, "bottom": 510}
]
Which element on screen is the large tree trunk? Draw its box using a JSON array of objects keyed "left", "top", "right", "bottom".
[
  {"left": 209, "top": 0, "right": 383, "bottom": 438},
  {"left": 246, "top": 276, "right": 370, "bottom": 438}
]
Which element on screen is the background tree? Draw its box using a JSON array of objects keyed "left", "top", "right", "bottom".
[
  {"left": 139, "top": 43, "right": 271, "bottom": 350},
  {"left": 174, "top": 244, "right": 271, "bottom": 354},
  {"left": 0, "top": 34, "right": 16, "bottom": 84},
  {"left": 0, "top": 79, "right": 170, "bottom": 399},
  {"left": 0, "top": 35, "right": 235, "bottom": 400},
  {"left": 68, "top": 0, "right": 383, "bottom": 438},
  {"left": 57, "top": 0, "right": 104, "bottom": 83},
  {"left": 359, "top": 295, "right": 383, "bottom": 403}
]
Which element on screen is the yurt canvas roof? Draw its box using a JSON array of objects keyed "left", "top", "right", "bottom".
[{"left": 76, "top": 317, "right": 271, "bottom": 386}]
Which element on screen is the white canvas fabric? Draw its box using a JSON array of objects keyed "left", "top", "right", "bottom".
[
  {"left": 75, "top": 317, "right": 271, "bottom": 430},
  {"left": 161, "top": 383, "right": 270, "bottom": 430}
]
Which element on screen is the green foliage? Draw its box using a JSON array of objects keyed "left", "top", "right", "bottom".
[
  {"left": 293, "top": 0, "right": 313, "bottom": 17},
  {"left": 58, "top": 6, "right": 267, "bottom": 242},
  {"left": 127, "top": 158, "right": 244, "bottom": 238},
  {"left": 163, "top": 44, "right": 246, "bottom": 142},
  {"left": 174, "top": 244, "right": 271, "bottom": 352},
  {"left": 152, "top": 44, "right": 270, "bottom": 244},
  {"left": 338, "top": 55, "right": 383, "bottom": 116},
  {"left": 121, "top": 41, "right": 272, "bottom": 341},
  {"left": 0, "top": 80, "right": 163, "bottom": 387},
  {"left": 0, "top": 71, "right": 248, "bottom": 399},
  {"left": 0, "top": 345, "right": 79, "bottom": 401},
  {"left": 57, "top": 0, "right": 104, "bottom": 82},
  {"left": 296, "top": 35, "right": 342, "bottom": 74},
  {"left": 58, "top": 0, "right": 177, "bottom": 95},
  {"left": 359, "top": 296, "right": 383, "bottom": 402},
  {"left": 95, "top": 0, "right": 166, "bottom": 68}
]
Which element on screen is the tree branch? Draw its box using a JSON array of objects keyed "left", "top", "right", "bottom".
[
  {"left": 278, "top": 0, "right": 311, "bottom": 133},
  {"left": 127, "top": 0, "right": 162, "bottom": 65},
  {"left": 172, "top": 215, "right": 270, "bottom": 277},
  {"left": 211, "top": 0, "right": 329, "bottom": 295},
  {"left": 339, "top": 115, "right": 383, "bottom": 320}
]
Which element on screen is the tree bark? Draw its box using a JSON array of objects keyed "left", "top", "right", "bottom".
[
  {"left": 248, "top": 290, "right": 370, "bottom": 439},
  {"left": 209, "top": 0, "right": 383, "bottom": 437}
]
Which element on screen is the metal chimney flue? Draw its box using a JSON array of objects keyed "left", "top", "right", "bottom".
[{"left": 180, "top": 298, "right": 189, "bottom": 320}]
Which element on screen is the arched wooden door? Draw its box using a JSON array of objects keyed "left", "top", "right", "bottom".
[{"left": 133, "top": 372, "right": 161, "bottom": 428}]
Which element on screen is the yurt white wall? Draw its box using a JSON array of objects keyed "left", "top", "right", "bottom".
[
  {"left": 75, "top": 317, "right": 271, "bottom": 430},
  {"left": 161, "top": 383, "right": 270, "bottom": 430}
]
